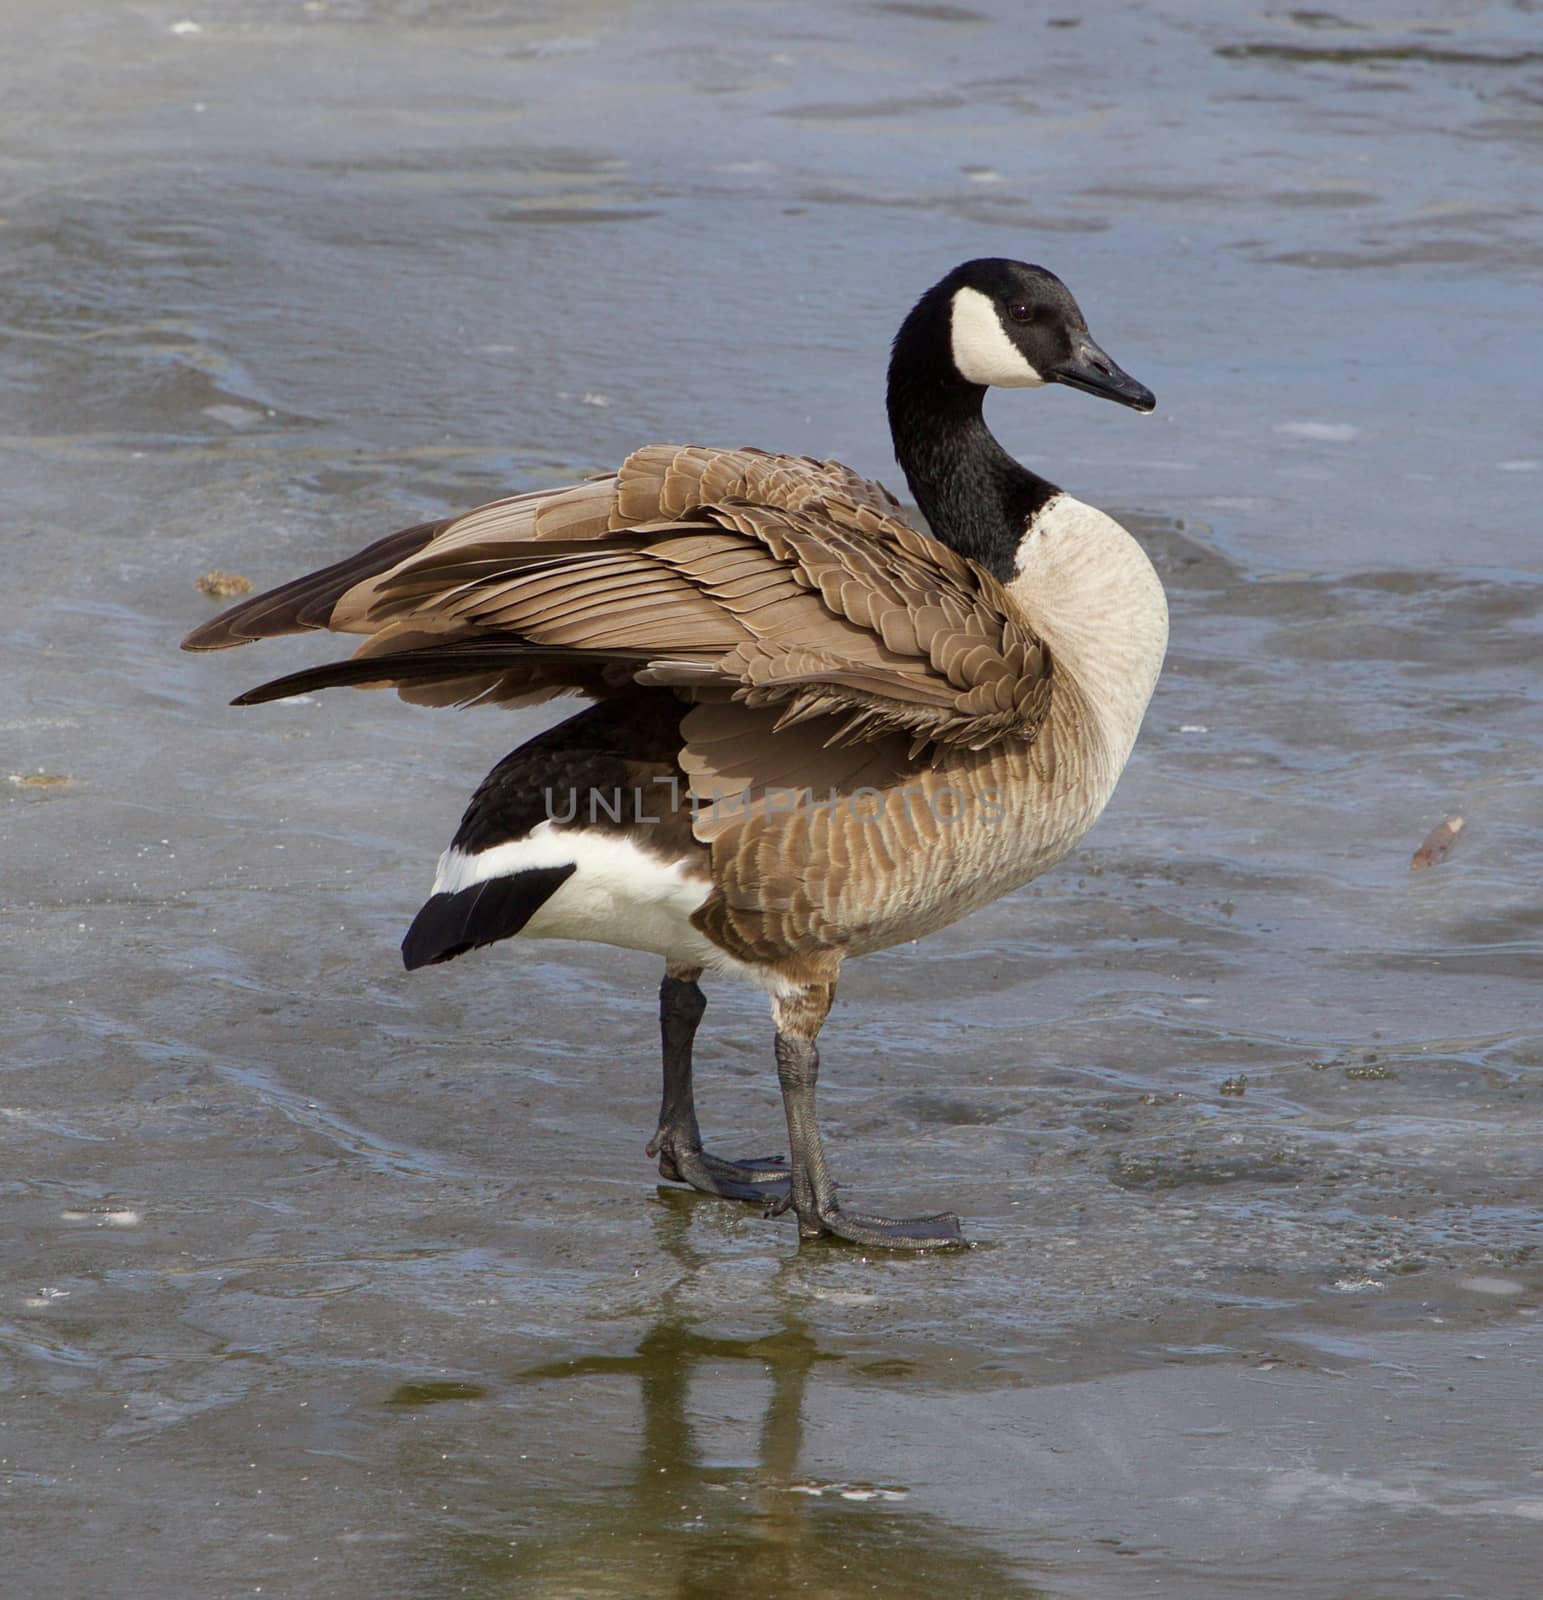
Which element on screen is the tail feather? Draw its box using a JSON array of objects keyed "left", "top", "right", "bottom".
[
  {"left": 401, "top": 863, "right": 576, "bottom": 970},
  {"left": 231, "top": 637, "right": 655, "bottom": 706}
]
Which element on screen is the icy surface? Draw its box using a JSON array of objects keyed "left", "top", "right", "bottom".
[{"left": 3, "top": 2, "right": 1539, "bottom": 1597}]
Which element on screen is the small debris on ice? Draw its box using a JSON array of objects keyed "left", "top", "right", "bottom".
[
  {"left": 197, "top": 570, "right": 254, "bottom": 598},
  {"left": 8, "top": 772, "right": 74, "bottom": 789},
  {"left": 1411, "top": 814, "right": 1463, "bottom": 871},
  {"left": 60, "top": 1208, "right": 143, "bottom": 1227}
]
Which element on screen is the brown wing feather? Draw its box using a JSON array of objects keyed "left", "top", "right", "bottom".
[
  {"left": 620, "top": 444, "right": 906, "bottom": 523},
  {"left": 181, "top": 478, "right": 625, "bottom": 652},
  {"left": 191, "top": 443, "right": 1049, "bottom": 756},
  {"left": 181, "top": 519, "right": 447, "bottom": 651}
]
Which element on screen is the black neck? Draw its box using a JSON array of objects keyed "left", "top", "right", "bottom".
[{"left": 886, "top": 321, "right": 1059, "bottom": 584}]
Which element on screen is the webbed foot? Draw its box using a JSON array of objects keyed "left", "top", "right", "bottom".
[
  {"left": 769, "top": 1192, "right": 964, "bottom": 1249},
  {"left": 648, "top": 1133, "right": 791, "bottom": 1203}
]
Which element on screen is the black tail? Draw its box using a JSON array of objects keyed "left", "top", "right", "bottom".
[{"left": 401, "top": 864, "right": 576, "bottom": 971}]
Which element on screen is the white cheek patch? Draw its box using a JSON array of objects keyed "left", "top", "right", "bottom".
[{"left": 949, "top": 286, "right": 1046, "bottom": 388}]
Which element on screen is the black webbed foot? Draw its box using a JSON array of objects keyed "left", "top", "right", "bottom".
[
  {"left": 766, "top": 1191, "right": 964, "bottom": 1249},
  {"left": 647, "top": 1132, "right": 790, "bottom": 1203},
  {"left": 770, "top": 1011, "right": 968, "bottom": 1251}
]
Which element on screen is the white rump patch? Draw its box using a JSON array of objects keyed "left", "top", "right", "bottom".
[
  {"left": 949, "top": 286, "right": 1045, "bottom": 388},
  {"left": 430, "top": 822, "right": 792, "bottom": 992},
  {"left": 433, "top": 821, "right": 588, "bottom": 894}
]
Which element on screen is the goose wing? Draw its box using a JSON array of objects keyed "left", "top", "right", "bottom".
[
  {"left": 181, "top": 445, "right": 904, "bottom": 652},
  {"left": 188, "top": 444, "right": 1051, "bottom": 756}
]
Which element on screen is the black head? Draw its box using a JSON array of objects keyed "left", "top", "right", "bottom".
[{"left": 892, "top": 258, "right": 1155, "bottom": 412}]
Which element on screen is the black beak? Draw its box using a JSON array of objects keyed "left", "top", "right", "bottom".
[{"left": 1048, "top": 336, "right": 1155, "bottom": 412}]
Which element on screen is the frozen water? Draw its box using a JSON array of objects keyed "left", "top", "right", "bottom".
[{"left": 2, "top": 2, "right": 1539, "bottom": 1597}]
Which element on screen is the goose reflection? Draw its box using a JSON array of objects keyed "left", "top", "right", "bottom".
[{"left": 391, "top": 1192, "right": 1046, "bottom": 1598}]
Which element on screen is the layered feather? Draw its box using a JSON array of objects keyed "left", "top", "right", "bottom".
[{"left": 188, "top": 444, "right": 1052, "bottom": 758}]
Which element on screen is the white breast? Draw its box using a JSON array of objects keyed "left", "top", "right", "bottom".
[{"left": 1006, "top": 492, "right": 1169, "bottom": 780}]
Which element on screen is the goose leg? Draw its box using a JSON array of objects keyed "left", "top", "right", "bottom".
[
  {"left": 647, "top": 964, "right": 790, "bottom": 1202},
  {"left": 769, "top": 984, "right": 964, "bottom": 1250}
]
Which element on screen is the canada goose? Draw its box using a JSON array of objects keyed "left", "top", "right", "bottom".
[{"left": 184, "top": 258, "right": 1166, "bottom": 1250}]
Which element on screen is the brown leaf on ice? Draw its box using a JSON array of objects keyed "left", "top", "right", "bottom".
[
  {"left": 197, "top": 569, "right": 253, "bottom": 599},
  {"left": 1411, "top": 814, "right": 1464, "bottom": 871},
  {"left": 8, "top": 772, "right": 73, "bottom": 788}
]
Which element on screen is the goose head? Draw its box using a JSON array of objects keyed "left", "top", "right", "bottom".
[
  {"left": 886, "top": 259, "right": 1154, "bottom": 578},
  {"left": 894, "top": 257, "right": 1155, "bottom": 412}
]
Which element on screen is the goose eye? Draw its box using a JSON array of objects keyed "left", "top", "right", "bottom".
[{"left": 1006, "top": 301, "right": 1035, "bottom": 324}]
